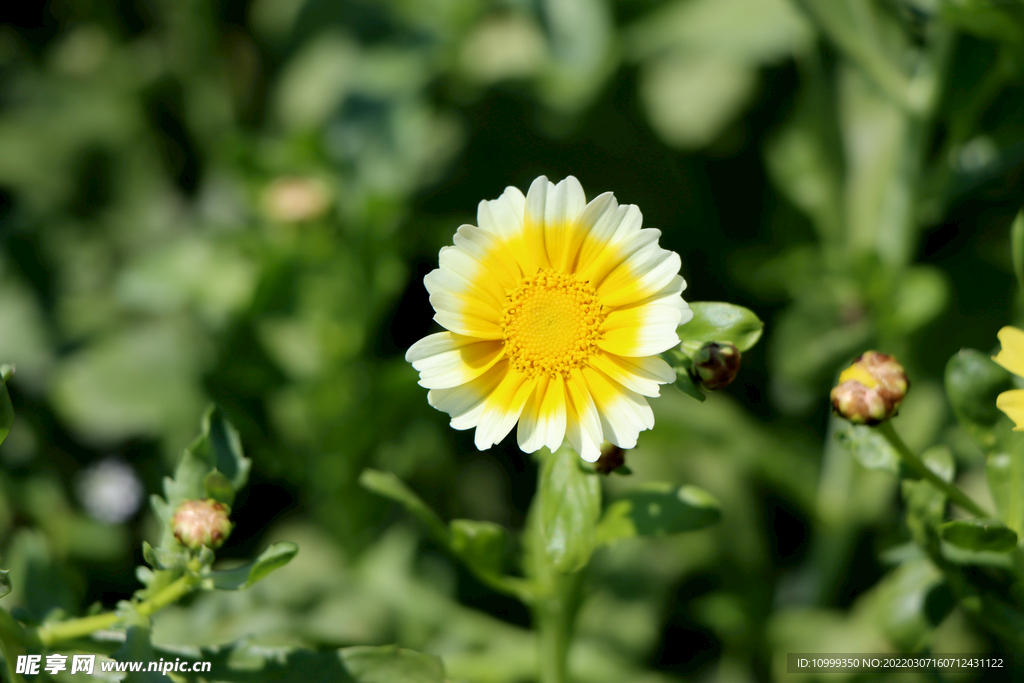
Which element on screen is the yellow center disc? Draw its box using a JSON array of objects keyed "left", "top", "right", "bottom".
[{"left": 501, "top": 269, "right": 605, "bottom": 378}]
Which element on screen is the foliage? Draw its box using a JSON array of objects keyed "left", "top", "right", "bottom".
[{"left": 0, "top": 0, "right": 1023, "bottom": 681}]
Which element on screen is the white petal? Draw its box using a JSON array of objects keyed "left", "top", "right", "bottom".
[
  {"left": 582, "top": 367, "right": 655, "bottom": 449},
  {"left": 427, "top": 362, "right": 507, "bottom": 428},
  {"left": 474, "top": 371, "right": 535, "bottom": 450},
  {"left": 411, "top": 339, "right": 504, "bottom": 390},
  {"left": 477, "top": 186, "right": 526, "bottom": 240},
  {"left": 588, "top": 352, "right": 676, "bottom": 397},
  {"left": 565, "top": 369, "right": 603, "bottom": 461},
  {"left": 577, "top": 227, "right": 660, "bottom": 288},
  {"left": 576, "top": 203, "right": 643, "bottom": 273},
  {"left": 598, "top": 240, "right": 682, "bottom": 308},
  {"left": 517, "top": 374, "right": 568, "bottom": 453}
]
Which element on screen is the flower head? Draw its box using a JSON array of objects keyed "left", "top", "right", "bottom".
[
  {"left": 993, "top": 326, "right": 1024, "bottom": 430},
  {"left": 830, "top": 351, "right": 908, "bottom": 425},
  {"left": 172, "top": 499, "right": 233, "bottom": 550},
  {"left": 406, "top": 176, "right": 691, "bottom": 461},
  {"left": 693, "top": 342, "right": 741, "bottom": 390}
]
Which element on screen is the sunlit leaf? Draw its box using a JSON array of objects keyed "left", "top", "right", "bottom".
[
  {"left": 987, "top": 442, "right": 1024, "bottom": 537},
  {"left": 211, "top": 542, "right": 299, "bottom": 590},
  {"left": 940, "top": 519, "right": 1017, "bottom": 553},
  {"left": 597, "top": 483, "right": 720, "bottom": 544},
  {"left": 836, "top": 424, "right": 899, "bottom": 472},
  {"left": 678, "top": 302, "right": 764, "bottom": 354},
  {"left": 945, "top": 349, "right": 1014, "bottom": 449}
]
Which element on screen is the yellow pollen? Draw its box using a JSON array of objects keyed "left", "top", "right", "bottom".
[{"left": 501, "top": 269, "right": 606, "bottom": 378}]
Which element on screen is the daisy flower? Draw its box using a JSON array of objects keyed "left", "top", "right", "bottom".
[
  {"left": 405, "top": 176, "right": 692, "bottom": 462},
  {"left": 993, "top": 326, "right": 1024, "bottom": 430}
]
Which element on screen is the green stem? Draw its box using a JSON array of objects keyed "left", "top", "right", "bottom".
[
  {"left": 35, "top": 574, "right": 197, "bottom": 646},
  {"left": 533, "top": 572, "right": 582, "bottom": 683},
  {"left": 877, "top": 421, "right": 990, "bottom": 518}
]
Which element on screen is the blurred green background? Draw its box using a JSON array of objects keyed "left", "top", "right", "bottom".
[{"left": 2, "top": 0, "right": 1024, "bottom": 681}]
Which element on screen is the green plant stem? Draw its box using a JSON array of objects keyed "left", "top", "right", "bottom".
[
  {"left": 877, "top": 421, "right": 990, "bottom": 518},
  {"left": 35, "top": 574, "right": 197, "bottom": 646},
  {"left": 533, "top": 573, "right": 580, "bottom": 683}
]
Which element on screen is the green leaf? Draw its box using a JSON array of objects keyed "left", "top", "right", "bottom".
[
  {"left": 0, "top": 569, "right": 10, "bottom": 599},
  {"left": 449, "top": 519, "right": 507, "bottom": 577},
  {"left": 536, "top": 447, "right": 601, "bottom": 572},
  {"left": 597, "top": 483, "right": 721, "bottom": 543},
  {"left": 189, "top": 406, "right": 251, "bottom": 491},
  {"left": 945, "top": 349, "right": 1014, "bottom": 449},
  {"left": 987, "top": 443, "right": 1024, "bottom": 537},
  {"left": 670, "top": 354, "right": 706, "bottom": 402},
  {"left": 678, "top": 302, "right": 764, "bottom": 354},
  {"left": 940, "top": 519, "right": 1018, "bottom": 553},
  {"left": 0, "top": 365, "right": 13, "bottom": 449},
  {"left": 340, "top": 645, "right": 446, "bottom": 683},
  {"left": 359, "top": 469, "right": 448, "bottom": 541},
  {"left": 204, "top": 471, "right": 235, "bottom": 507},
  {"left": 211, "top": 542, "right": 298, "bottom": 590},
  {"left": 836, "top": 424, "right": 899, "bottom": 472},
  {"left": 902, "top": 446, "right": 954, "bottom": 547}
]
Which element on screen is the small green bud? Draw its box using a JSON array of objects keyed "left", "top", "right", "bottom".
[
  {"left": 693, "top": 342, "right": 741, "bottom": 390},
  {"left": 172, "top": 499, "right": 233, "bottom": 550},
  {"left": 830, "top": 351, "right": 909, "bottom": 425}
]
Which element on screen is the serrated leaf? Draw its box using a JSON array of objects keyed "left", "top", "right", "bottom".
[
  {"left": 189, "top": 406, "right": 251, "bottom": 491},
  {"left": 204, "top": 471, "right": 235, "bottom": 507},
  {"left": 359, "top": 469, "right": 448, "bottom": 541},
  {"left": 537, "top": 447, "right": 601, "bottom": 572},
  {"left": 940, "top": 519, "right": 1018, "bottom": 553},
  {"left": 678, "top": 302, "right": 764, "bottom": 354},
  {"left": 598, "top": 483, "right": 720, "bottom": 543},
  {"left": 211, "top": 542, "right": 298, "bottom": 590},
  {"left": 449, "top": 519, "right": 506, "bottom": 577},
  {"left": 945, "top": 349, "right": 1014, "bottom": 449},
  {"left": 0, "top": 365, "right": 13, "bottom": 449}
]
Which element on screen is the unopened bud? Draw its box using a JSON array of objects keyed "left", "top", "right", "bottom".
[
  {"left": 595, "top": 444, "right": 626, "bottom": 475},
  {"left": 693, "top": 343, "right": 741, "bottom": 390},
  {"left": 830, "top": 351, "right": 909, "bottom": 425},
  {"left": 172, "top": 499, "right": 232, "bottom": 550}
]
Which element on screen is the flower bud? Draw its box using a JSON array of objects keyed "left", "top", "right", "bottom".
[
  {"left": 830, "top": 351, "right": 909, "bottom": 425},
  {"left": 172, "top": 499, "right": 233, "bottom": 550},
  {"left": 595, "top": 444, "right": 626, "bottom": 474},
  {"left": 693, "top": 342, "right": 741, "bottom": 390}
]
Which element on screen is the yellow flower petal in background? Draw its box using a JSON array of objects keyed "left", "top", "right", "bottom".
[
  {"left": 996, "top": 388, "right": 1024, "bottom": 431},
  {"left": 406, "top": 176, "right": 691, "bottom": 461},
  {"left": 994, "top": 326, "right": 1024, "bottom": 379}
]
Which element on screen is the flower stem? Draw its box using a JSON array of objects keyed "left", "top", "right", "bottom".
[
  {"left": 533, "top": 572, "right": 580, "bottom": 683},
  {"left": 876, "top": 421, "right": 989, "bottom": 518},
  {"left": 35, "top": 574, "right": 198, "bottom": 646}
]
